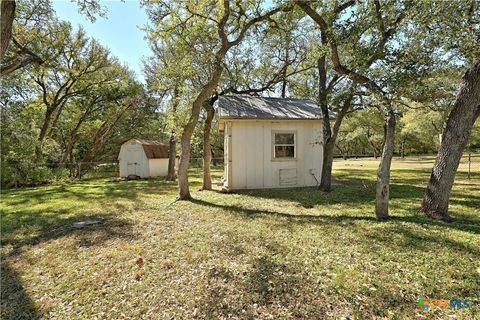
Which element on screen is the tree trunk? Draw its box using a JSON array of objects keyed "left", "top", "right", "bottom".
[
  {"left": 375, "top": 110, "right": 396, "bottom": 219},
  {"left": 36, "top": 100, "right": 66, "bottom": 161},
  {"left": 202, "top": 102, "right": 215, "bottom": 190},
  {"left": 166, "top": 132, "right": 177, "bottom": 181},
  {"left": 317, "top": 55, "right": 332, "bottom": 191},
  {"left": 400, "top": 140, "right": 405, "bottom": 158},
  {"left": 166, "top": 88, "right": 179, "bottom": 181},
  {"left": 47, "top": 100, "right": 68, "bottom": 138},
  {"left": 177, "top": 61, "right": 225, "bottom": 200},
  {"left": 35, "top": 106, "right": 55, "bottom": 161},
  {"left": 62, "top": 137, "right": 76, "bottom": 164},
  {"left": 280, "top": 36, "right": 291, "bottom": 98},
  {"left": 0, "top": 0, "right": 15, "bottom": 59},
  {"left": 68, "top": 147, "right": 75, "bottom": 178},
  {"left": 62, "top": 112, "right": 88, "bottom": 163},
  {"left": 281, "top": 78, "right": 287, "bottom": 98},
  {"left": 320, "top": 92, "right": 353, "bottom": 191},
  {"left": 420, "top": 61, "right": 480, "bottom": 221}
]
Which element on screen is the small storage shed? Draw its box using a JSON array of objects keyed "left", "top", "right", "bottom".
[
  {"left": 118, "top": 139, "right": 169, "bottom": 178},
  {"left": 218, "top": 95, "right": 327, "bottom": 190}
]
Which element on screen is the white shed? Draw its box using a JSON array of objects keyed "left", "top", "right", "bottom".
[
  {"left": 218, "top": 95, "right": 328, "bottom": 191},
  {"left": 118, "top": 139, "right": 170, "bottom": 178}
]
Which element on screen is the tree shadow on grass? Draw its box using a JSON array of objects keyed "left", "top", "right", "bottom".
[
  {"left": 195, "top": 238, "right": 331, "bottom": 319},
  {"left": 1, "top": 262, "right": 39, "bottom": 320},
  {"left": 191, "top": 198, "right": 480, "bottom": 236},
  {"left": 2, "top": 210, "right": 134, "bottom": 256},
  {"left": 1, "top": 211, "right": 134, "bottom": 320},
  {"left": 234, "top": 182, "right": 428, "bottom": 209},
  {"left": 190, "top": 197, "right": 479, "bottom": 316},
  {"left": 195, "top": 228, "right": 439, "bottom": 319},
  {"left": 365, "top": 222, "right": 480, "bottom": 257}
]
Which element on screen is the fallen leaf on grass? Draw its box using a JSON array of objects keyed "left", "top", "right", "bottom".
[
  {"left": 163, "top": 259, "right": 173, "bottom": 269},
  {"left": 134, "top": 270, "right": 145, "bottom": 281}
]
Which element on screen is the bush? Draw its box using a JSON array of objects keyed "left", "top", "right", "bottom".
[
  {"left": 27, "top": 167, "right": 53, "bottom": 185},
  {"left": 1, "top": 164, "right": 18, "bottom": 188},
  {"left": 1, "top": 163, "right": 71, "bottom": 188}
]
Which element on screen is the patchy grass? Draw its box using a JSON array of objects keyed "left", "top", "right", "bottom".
[{"left": 1, "top": 157, "right": 479, "bottom": 319}]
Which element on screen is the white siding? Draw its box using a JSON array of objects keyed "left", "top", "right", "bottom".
[
  {"left": 224, "top": 122, "right": 233, "bottom": 188},
  {"left": 149, "top": 158, "right": 169, "bottom": 177},
  {"left": 226, "top": 119, "right": 323, "bottom": 190}
]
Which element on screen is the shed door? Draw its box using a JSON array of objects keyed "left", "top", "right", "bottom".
[{"left": 126, "top": 149, "right": 139, "bottom": 175}]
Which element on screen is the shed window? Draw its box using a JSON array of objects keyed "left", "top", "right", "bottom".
[{"left": 273, "top": 132, "right": 295, "bottom": 158}]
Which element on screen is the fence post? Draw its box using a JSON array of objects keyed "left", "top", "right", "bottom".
[{"left": 468, "top": 152, "right": 471, "bottom": 179}]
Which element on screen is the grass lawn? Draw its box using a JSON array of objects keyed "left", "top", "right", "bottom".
[{"left": 1, "top": 156, "right": 479, "bottom": 319}]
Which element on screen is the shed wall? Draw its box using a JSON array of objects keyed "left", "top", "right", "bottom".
[
  {"left": 148, "top": 159, "right": 169, "bottom": 177},
  {"left": 225, "top": 120, "right": 323, "bottom": 190}
]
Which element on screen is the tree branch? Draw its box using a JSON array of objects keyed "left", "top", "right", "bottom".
[
  {"left": 296, "top": 0, "right": 387, "bottom": 99},
  {"left": 227, "top": 3, "right": 293, "bottom": 48}
]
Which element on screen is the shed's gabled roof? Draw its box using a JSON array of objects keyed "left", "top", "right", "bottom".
[
  {"left": 126, "top": 139, "right": 169, "bottom": 159},
  {"left": 218, "top": 95, "right": 328, "bottom": 120}
]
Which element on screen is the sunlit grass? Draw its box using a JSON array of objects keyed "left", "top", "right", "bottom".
[{"left": 1, "top": 157, "right": 479, "bottom": 319}]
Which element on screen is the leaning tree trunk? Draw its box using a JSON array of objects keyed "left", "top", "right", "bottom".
[
  {"left": 0, "top": 0, "right": 15, "bottom": 59},
  {"left": 420, "top": 60, "right": 480, "bottom": 221},
  {"left": 35, "top": 108, "right": 54, "bottom": 162},
  {"left": 320, "top": 93, "right": 352, "bottom": 192},
  {"left": 177, "top": 101, "right": 208, "bottom": 200},
  {"left": 202, "top": 102, "right": 215, "bottom": 190},
  {"left": 177, "top": 59, "right": 225, "bottom": 200},
  {"left": 35, "top": 101, "right": 64, "bottom": 162},
  {"left": 375, "top": 109, "right": 396, "bottom": 219}
]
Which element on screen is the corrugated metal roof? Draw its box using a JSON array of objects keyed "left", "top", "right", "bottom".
[
  {"left": 218, "top": 95, "right": 328, "bottom": 119},
  {"left": 142, "top": 144, "right": 169, "bottom": 159},
  {"left": 126, "top": 139, "right": 169, "bottom": 159}
]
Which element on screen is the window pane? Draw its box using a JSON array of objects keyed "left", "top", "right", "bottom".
[
  {"left": 275, "top": 146, "right": 295, "bottom": 158},
  {"left": 275, "top": 133, "right": 294, "bottom": 144}
]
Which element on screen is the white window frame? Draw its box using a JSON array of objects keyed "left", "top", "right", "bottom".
[{"left": 272, "top": 130, "right": 297, "bottom": 161}]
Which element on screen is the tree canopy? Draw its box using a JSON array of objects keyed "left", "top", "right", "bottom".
[{"left": 1, "top": 0, "right": 478, "bottom": 220}]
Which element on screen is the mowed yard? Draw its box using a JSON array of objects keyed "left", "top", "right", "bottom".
[{"left": 1, "top": 156, "right": 479, "bottom": 319}]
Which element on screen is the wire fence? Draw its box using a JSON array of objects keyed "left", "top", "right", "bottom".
[
  {"left": 14, "top": 157, "right": 224, "bottom": 177},
  {"left": 3, "top": 161, "right": 120, "bottom": 188},
  {"left": 189, "top": 157, "right": 224, "bottom": 167},
  {"left": 3, "top": 158, "right": 226, "bottom": 188},
  {"left": 3, "top": 153, "right": 477, "bottom": 189}
]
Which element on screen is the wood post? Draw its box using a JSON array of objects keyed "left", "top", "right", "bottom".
[{"left": 468, "top": 152, "right": 471, "bottom": 179}]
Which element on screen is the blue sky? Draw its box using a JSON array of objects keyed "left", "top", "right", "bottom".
[{"left": 52, "top": 0, "right": 151, "bottom": 83}]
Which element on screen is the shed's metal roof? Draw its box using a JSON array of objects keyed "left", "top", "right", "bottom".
[
  {"left": 218, "top": 95, "right": 325, "bottom": 119},
  {"left": 124, "top": 139, "right": 169, "bottom": 159}
]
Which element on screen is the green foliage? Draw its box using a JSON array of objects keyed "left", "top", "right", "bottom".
[
  {"left": 337, "top": 108, "right": 385, "bottom": 156},
  {"left": 0, "top": 1, "right": 159, "bottom": 187},
  {"left": 2, "top": 0, "right": 479, "bottom": 189}
]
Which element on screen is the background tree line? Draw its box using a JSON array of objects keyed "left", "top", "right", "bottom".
[
  {"left": 1, "top": 0, "right": 166, "bottom": 186},
  {"left": 1, "top": 0, "right": 479, "bottom": 221}
]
